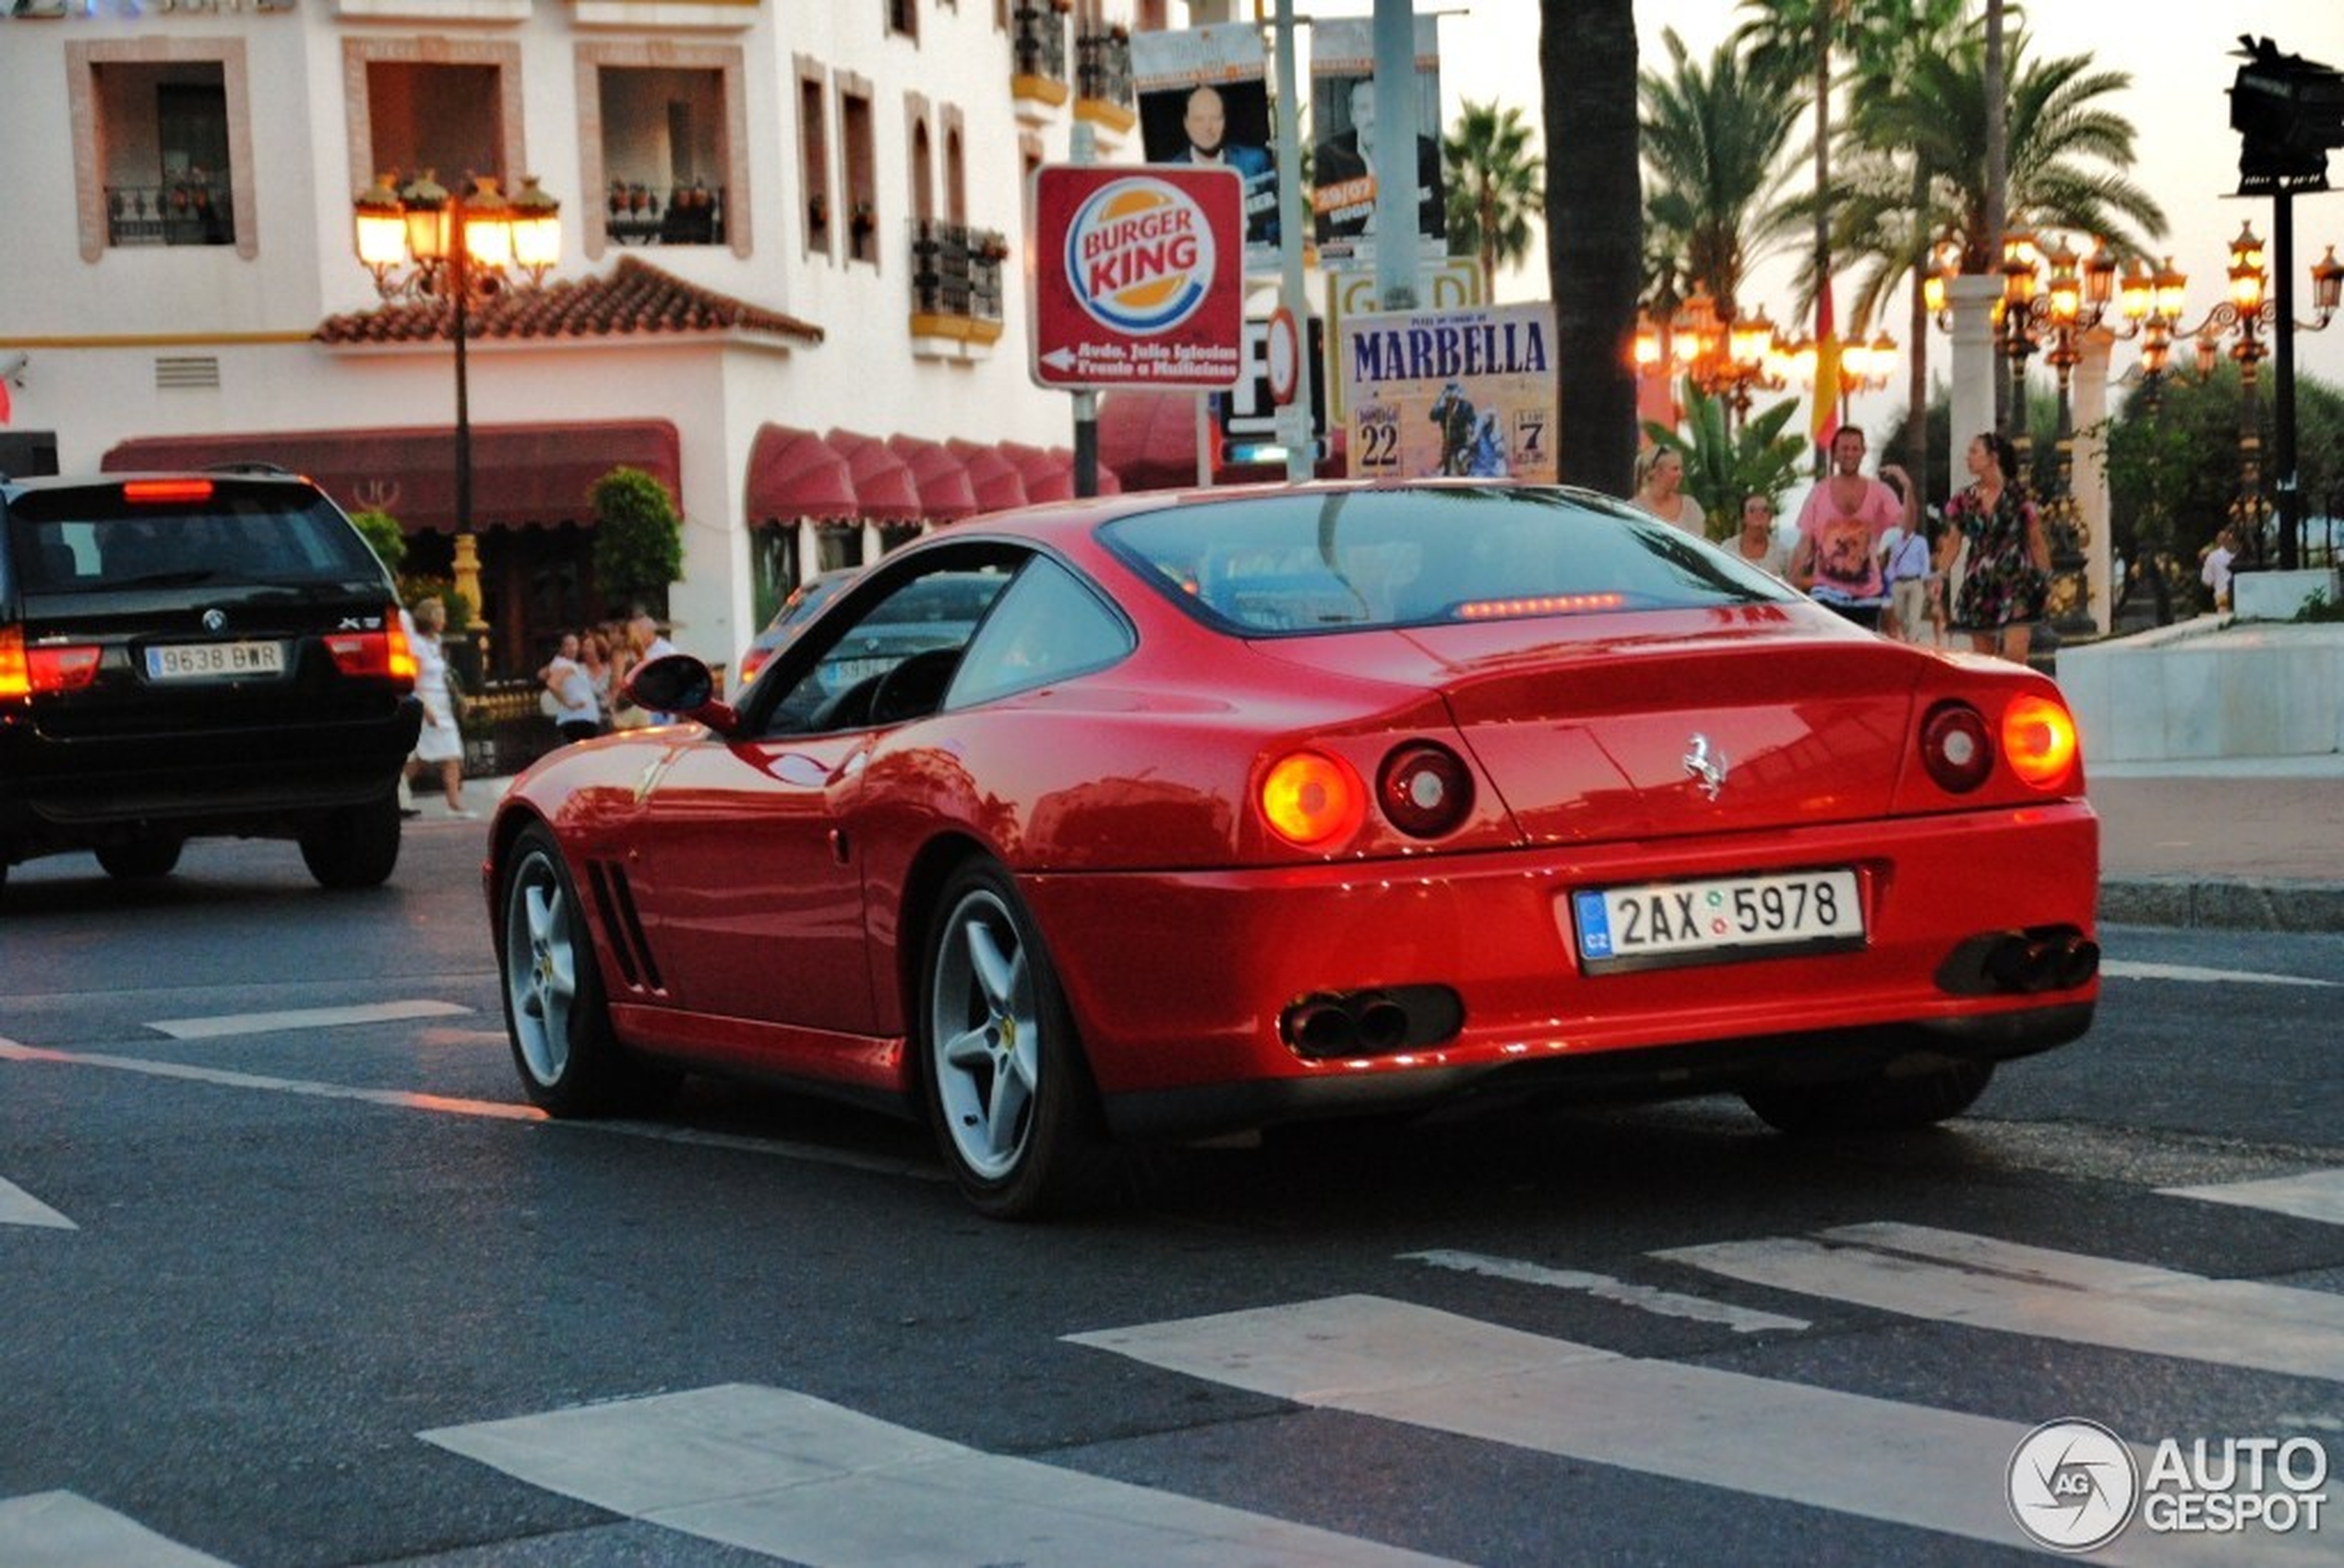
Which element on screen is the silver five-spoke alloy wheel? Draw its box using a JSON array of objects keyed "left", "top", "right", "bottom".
[{"left": 928, "top": 884, "right": 1041, "bottom": 1181}]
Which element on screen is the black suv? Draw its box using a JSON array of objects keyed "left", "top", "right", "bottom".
[{"left": 1, "top": 468, "right": 423, "bottom": 899}]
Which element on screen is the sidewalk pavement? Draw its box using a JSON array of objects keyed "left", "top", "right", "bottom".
[
  {"left": 2089, "top": 753, "right": 2344, "bottom": 932},
  {"left": 423, "top": 757, "right": 2344, "bottom": 935}
]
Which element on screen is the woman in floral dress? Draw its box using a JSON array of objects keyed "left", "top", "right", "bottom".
[{"left": 1945, "top": 431, "right": 2051, "bottom": 663}]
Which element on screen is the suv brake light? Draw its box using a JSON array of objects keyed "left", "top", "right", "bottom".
[
  {"left": 324, "top": 608, "right": 418, "bottom": 688},
  {"left": 121, "top": 478, "right": 216, "bottom": 504},
  {"left": 0, "top": 627, "right": 102, "bottom": 699}
]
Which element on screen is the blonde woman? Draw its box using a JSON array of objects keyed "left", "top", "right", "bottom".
[
  {"left": 1631, "top": 447, "right": 1706, "bottom": 537},
  {"left": 403, "top": 596, "right": 472, "bottom": 819}
]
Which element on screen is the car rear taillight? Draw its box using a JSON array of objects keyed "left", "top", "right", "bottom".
[
  {"left": 121, "top": 477, "right": 215, "bottom": 504},
  {"left": 325, "top": 610, "right": 417, "bottom": 689},
  {"left": 0, "top": 628, "right": 101, "bottom": 700},
  {"left": 1920, "top": 700, "right": 1993, "bottom": 794},
  {"left": 1259, "top": 748, "right": 1366, "bottom": 850},
  {"left": 2003, "top": 693, "right": 2080, "bottom": 790},
  {"left": 1378, "top": 742, "right": 1474, "bottom": 838}
]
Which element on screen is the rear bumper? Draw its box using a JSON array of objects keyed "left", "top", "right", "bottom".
[
  {"left": 0, "top": 698, "right": 421, "bottom": 858},
  {"left": 1019, "top": 799, "right": 2099, "bottom": 1141}
]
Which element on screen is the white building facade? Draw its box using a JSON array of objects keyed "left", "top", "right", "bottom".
[{"left": 0, "top": 0, "right": 1155, "bottom": 675}]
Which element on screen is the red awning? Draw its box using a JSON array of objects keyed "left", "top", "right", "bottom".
[
  {"left": 946, "top": 439, "right": 1028, "bottom": 511},
  {"left": 746, "top": 423, "right": 856, "bottom": 522},
  {"left": 101, "top": 421, "right": 681, "bottom": 534},
  {"left": 1098, "top": 391, "right": 1213, "bottom": 492},
  {"left": 999, "top": 440, "right": 1120, "bottom": 503},
  {"left": 884, "top": 433, "right": 980, "bottom": 521},
  {"left": 1098, "top": 390, "right": 1348, "bottom": 490},
  {"left": 822, "top": 428, "right": 924, "bottom": 524}
]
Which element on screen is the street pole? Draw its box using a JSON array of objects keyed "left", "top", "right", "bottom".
[
  {"left": 1274, "top": 0, "right": 1312, "bottom": 484},
  {"left": 2273, "top": 190, "right": 2302, "bottom": 569},
  {"left": 1070, "top": 122, "right": 1099, "bottom": 498},
  {"left": 1370, "top": 0, "right": 1418, "bottom": 312}
]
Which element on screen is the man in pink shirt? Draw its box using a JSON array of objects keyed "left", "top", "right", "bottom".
[{"left": 1789, "top": 425, "right": 1916, "bottom": 630}]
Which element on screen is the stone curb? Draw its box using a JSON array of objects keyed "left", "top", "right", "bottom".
[{"left": 2099, "top": 876, "right": 2344, "bottom": 933}]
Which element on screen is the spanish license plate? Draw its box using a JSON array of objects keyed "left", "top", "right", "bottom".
[
  {"left": 1572, "top": 868, "right": 1865, "bottom": 973},
  {"left": 146, "top": 640, "right": 285, "bottom": 680},
  {"left": 820, "top": 655, "right": 891, "bottom": 692}
]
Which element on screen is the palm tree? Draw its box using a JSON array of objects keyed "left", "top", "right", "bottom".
[
  {"left": 1637, "top": 28, "right": 1805, "bottom": 315},
  {"left": 1442, "top": 100, "right": 1544, "bottom": 300},
  {"left": 1541, "top": 0, "right": 1641, "bottom": 495},
  {"left": 1846, "top": 32, "right": 2167, "bottom": 288}
]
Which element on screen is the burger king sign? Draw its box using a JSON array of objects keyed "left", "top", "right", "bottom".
[{"left": 1030, "top": 165, "right": 1247, "bottom": 390}]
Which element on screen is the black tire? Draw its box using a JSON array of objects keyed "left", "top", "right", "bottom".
[
  {"left": 498, "top": 823, "right": 679, "bottom": 1118},
  {"left": 299, "top": 792, "right": 401, "bottom": 889},
  {"left": 918, "top": 860, "right": 1118, "bottom": 1219},
  {"left": 1741, "top": 1057, "right": 1994, "bottom": 1136},
  {"left": 96, "top": 837, "right": 184, "bottom": 880}
]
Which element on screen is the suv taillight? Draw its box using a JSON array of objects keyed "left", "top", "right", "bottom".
[
  {"left": 0, "top": 626, "right": 102, "bottom": 700},
  {"left": 324, "top": 608, "right": 417, "bottom": 690}
]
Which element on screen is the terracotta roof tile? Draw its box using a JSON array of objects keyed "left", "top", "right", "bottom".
[{"left": 315, "top": 254, "right": 823, "bottom": 347}]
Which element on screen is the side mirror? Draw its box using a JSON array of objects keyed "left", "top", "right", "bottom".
[{"left": 624, "top": 653, "right": 739, "bottom": 735}]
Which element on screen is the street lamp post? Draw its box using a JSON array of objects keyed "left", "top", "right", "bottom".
[
  {"left": 1633, "top": 293, "right": 1791, "bottom": 431},
  {"left": 352, "top": 170, "right": 561, "bottom": 645}
]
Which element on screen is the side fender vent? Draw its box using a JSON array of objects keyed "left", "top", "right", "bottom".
[{"left": 586, "top": 858, "right": 664, "bottom": 994}]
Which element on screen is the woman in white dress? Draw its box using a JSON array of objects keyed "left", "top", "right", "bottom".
[{"left": 404, "top": 596, "right": 471, "bottom": 820}]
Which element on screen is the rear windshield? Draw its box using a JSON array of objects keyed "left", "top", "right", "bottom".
[
  {"left": 6, "top": 485, "right": 385, "bottom": 593},
  {"left": 1099, "top": 485, "right": 1797, "bottom": 636}
]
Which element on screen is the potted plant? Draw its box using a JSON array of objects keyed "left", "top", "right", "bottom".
[{"left": 589, "top": 467, "right": 684, "bottom": 620}]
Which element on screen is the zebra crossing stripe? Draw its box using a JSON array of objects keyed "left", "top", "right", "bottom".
[
  {"left": 1069, "top": 1294, "right": 2314, "bottom": 1566},
  {"left": 0, "top": 1175, "right": 74, "bottom": 1230},
  {"left": 1657, "top": 1222, "right": 2344, "bottom": 1381},
  {"left": 1403, "top": 1248, "right": 1810, "bottom": 1333},
  {"left": 2162, "top": 1170, "right": 2344, "bottom": 1227},
  {"left": 0, "top": 1491, "right": 233, "bottom": 1568},
  {"left": 424, "top": 1382, "right": 1460, "bottom": 1566},
  {"left": 147, "top": 999, "right": 471, "bottom": 1040}
]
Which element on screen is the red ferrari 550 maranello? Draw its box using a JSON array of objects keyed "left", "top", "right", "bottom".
[{"left": 485, "top": 482, "right": 2099, "bottom": 1217}]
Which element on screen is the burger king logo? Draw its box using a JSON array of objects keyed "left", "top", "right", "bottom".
[{"left": 1065, "top": 177, "right": 1217, "bottom": 337}]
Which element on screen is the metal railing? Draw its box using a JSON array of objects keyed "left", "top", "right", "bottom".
[
  {"left": 604, "top": 182, "right": 727, "bottom": 246},
  {"left": 1011, "top": 3, "right": 1069, "bottom": 89},
  {"left": 1075, "top": 28, "right": 1133, "bottom": 112},
  {"left": 909, "top": 219, "right": 1006, "bottom": 325},
  {"left": 104, "top": 184, "right": 235, "bottom": 247}
]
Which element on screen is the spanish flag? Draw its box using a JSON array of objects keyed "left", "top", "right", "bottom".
[{"left": 1811, "top": 279, "right": 1843, "bottom": 453}]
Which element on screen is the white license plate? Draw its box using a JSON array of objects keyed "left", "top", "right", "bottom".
[
  {"left": 1572, "top": 868, "right": 1864, "bottom": 972},
  {"left": 821, "top": 655, "right": 891, "bottom": 691},
  {"left": 146, "top": 640, "right": 285, "bottom": 680}
]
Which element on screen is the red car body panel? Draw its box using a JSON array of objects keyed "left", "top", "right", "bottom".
[{"left": 487, "top": 484, "right": 2099, "bottom": 1143}]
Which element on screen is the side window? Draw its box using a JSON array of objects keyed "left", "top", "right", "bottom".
[
  {"left": 763, "top": 567, "right": 1009, "bottom": 735},
  {"left": 949, "top": 557, "right": 1130, "bottom": 708}
]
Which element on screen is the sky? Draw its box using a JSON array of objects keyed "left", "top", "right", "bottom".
[{"left": 1298, "top": 0, "right": 2344, "bottom": 429}]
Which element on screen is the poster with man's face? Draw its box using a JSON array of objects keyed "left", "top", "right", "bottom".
[
  {"left": 1310, "top": 15, "right": 1446, "bottom": 270},
  {"left": 1132, "top": 23, "right": 1280, "bottom": 274}
]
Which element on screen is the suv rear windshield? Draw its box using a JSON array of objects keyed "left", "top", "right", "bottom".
[
  {"left": 6, "top": 484, "right": 385, "bottom": 594},
  {"left": 1100, "top": 486, "right": 1796, "bottom": 636}
]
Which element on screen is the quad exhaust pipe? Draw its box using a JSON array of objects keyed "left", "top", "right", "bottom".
[
  {"left": 1983, "top": 930, "right": 2100, "bottom": 994},
  {"left": 1281, "top": 986, "right": 1463, "bottom": 1058}
]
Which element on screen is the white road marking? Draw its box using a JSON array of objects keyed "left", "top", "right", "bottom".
[
  {"left": 0, "top": 1174, "right": 75, "bottom": 1230},
  {"left": 1070, "top": 1295, "right": 2286, "bottom": 1565},
  {"left": 147, "top": 999, "right": 472, "bottom": 1039},
  {"left": 1659, "top": 1222, "right": 2344, "bottom": 1381},
  {"left": 1402, "top": 1248, "right": 1809, "bottom": 1334},
  {"left": 425, "top": 1382, "right": 1461, "bottom": 1567},
  {"left": 0, "top": 1491, "right": 234, "bottom": 1567},
  {"left": 0, "top": 1038, "right": 940, "bottom": 1181},
  {"left": 2100, "top": 960, "right": 2338, "bottom": 988},
  {"left": 2164, "top": 1169, "right": 2344, "bottom": 1226}
]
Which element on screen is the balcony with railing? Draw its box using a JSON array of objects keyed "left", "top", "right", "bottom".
[
  {"left": 1011, "top": 2, "right": 1070, "bottom": 125},
  {"left": 1074, "top": 25, "right": 1136, "bottom": 141},
  {"left": 105, "top": 182, "right": 235, "bottom": 247},
  {"left": 909, "top": 218, "right": 1007, "bottom": 362},
  {"left": 605, "top": 182, "right": 727, "bottom": 246}
]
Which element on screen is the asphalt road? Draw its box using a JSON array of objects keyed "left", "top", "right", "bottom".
[{"left": 5, "top": 825, "right": 2344, "bottom": 1566}]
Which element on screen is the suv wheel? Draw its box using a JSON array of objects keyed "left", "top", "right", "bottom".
[
  {"left": 96, "top": 837, "right": 184, "bottom": 880},
  {"left": 300, "top": 792, "right": 401, "bottom": 889}
]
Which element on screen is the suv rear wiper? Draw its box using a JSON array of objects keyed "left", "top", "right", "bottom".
[{"left": 107, "top": 569, "right": 221, "bottom": 587}]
